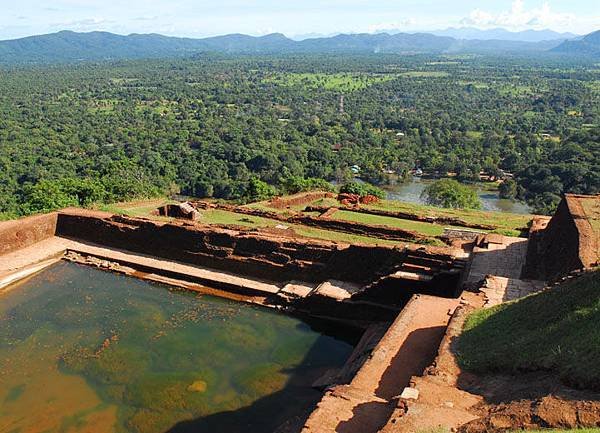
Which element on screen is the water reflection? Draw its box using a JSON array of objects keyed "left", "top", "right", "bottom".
[
  {"left": 0, "top": 262, "right": 353, "bottom": 433},
  {"left": 383, "top": 177, "right": 531, "bottom": 214}
]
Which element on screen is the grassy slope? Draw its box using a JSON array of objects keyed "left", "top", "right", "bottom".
[
  {"left": 200, "top": 209, "right": 407, "bottom": 246},
  {"left": 334, "top": 209, "right": 445, "bottom": 236},
  {"left": 457, "top": 269, "right": 600, "bottom": 390},
  {"left": 250, "top": 196, "right": 531, "bottom": 237},
  {"left": 364, "top": 199, "right": 531, "bottom": 236}
]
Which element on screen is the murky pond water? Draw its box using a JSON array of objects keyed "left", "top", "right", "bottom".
[
  {"left": 383, "top": 177, "right": 531, "bottom": 214},
  {"left": 0, "top": 262, "right": 354, "bottom": 433}
]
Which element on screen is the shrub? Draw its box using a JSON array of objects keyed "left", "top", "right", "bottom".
[
  {"left": 421, "top": 179, "right": 482, "bottom": 209},
  {"left": 339, "top": 181, "right": 385, "bottom": 199}
]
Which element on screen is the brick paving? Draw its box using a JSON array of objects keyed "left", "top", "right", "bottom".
[{"left": 466, "top": 235, "right": 546, "bottom": 307}]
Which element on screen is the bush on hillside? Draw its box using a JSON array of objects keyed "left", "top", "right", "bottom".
[
  {"left": 282, "top": 176, "right": 335, "bottom": 195},
  {"left": 339, "top": 181, "right": 385, "bottom": 199}
]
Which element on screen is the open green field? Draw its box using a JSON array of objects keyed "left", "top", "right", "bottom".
[
  {"left": 248, "top": 194, "right": 531, "bottom": 237},
  {"left": 399, "top": 71, "right": 449, "bottom": 78},
  {"left": 457, "top": 269, "right": 600, "bottom": 390},
  {"left": 199, "top": 209, "right": 413, "bottom": 246},
  {"left": 263, "top": 72, "right": 395, "bottom": 92}
]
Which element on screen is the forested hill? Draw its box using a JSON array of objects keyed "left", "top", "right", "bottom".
[
  {"left": 553, "top": 30, "right": 600, "bottom": 57},
  {"left": 0, "top": 30, "right": 585, "bottom": 64}
]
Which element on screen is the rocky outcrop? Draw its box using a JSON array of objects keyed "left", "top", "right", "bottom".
[
  {"left": 459, "top": 396, "right": 600, "bottom": 433},
  {"left": 155, "top": 202, "right": 200, "bottom": 220}
]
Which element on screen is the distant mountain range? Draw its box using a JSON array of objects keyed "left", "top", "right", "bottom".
[
  {"left": 552, "top": 30, "right": 600, "bottom": 56},
  {"left": 428, "top": 27, "right": 578, "bottom": 42},
  {"left": 0, "top": 29, "right": 598, "bottom": 64}
]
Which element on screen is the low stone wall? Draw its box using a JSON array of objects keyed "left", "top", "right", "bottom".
[
  {"left": 268, "top": 191, "right": 334, "bottom": 209},
  {"left": 523, "top": 195, "right": 598, "bottom": 280},
  {"left": 0, "top": 213, "right": 58, "bottom": 256},
  {"left": 55, "top": 210, "right": 428, "bottom": 284}
]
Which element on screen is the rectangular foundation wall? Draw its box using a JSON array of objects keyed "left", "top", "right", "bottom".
[
  {"left": 0, "top": 213, "right": 58, "bottom": 256},
  {"left": 55, "top": 212, "right": 409, "bottom": 283}
]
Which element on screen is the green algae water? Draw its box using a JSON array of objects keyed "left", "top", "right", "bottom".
[{"left": 0, "top": 262, "right": 354, "bottom": 433}]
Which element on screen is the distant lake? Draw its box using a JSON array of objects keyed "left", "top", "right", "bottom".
[{"left": 383, "top": 177, "right": 532, "bottom": 214}]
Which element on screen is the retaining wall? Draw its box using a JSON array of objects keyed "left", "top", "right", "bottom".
[
  {"left": 0, "top": 213, "right": 58, "bottom": 256},
  {"left": 55, "top": 210, "right": 426, "bottom": 284}
]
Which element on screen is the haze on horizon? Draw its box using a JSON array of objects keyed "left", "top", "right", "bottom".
[{"left": 0, "top": 0, "right": 598, "bottom": 41}]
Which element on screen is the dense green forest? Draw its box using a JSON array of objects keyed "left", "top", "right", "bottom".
[{"left": 0, "top": 53, "right": 598, "bottom": 218}]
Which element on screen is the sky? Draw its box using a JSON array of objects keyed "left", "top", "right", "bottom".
[{"left": 0, "top": 0, "right": 598, "bottom": 40}]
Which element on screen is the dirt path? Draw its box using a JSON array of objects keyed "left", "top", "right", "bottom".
[{"left": 302, "top": 294, "right": 459, "bottom": 433}]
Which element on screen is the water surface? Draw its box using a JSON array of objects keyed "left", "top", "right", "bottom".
[
  {"left": 0, "top": 262, "right": 354, "bottom": 433},
  {"left": 383, "top": 177, "right": 531, "bottom": 214}
]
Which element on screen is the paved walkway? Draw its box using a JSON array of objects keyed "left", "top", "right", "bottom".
[
  {"left": 466, "top": 235, "right": 528, "bottom": 283},
  {"left": 465, "top": 234, "right": 545, "bottom": 307},
  {"left": 0, "top": 237, "right": 70, "bottom": 277},
  {"left": 302, "top": 295, "right": 459, "bottom": 433},
  {"left": 479, "top": 275, "right": 546, "bottom": 307},
  {"left": 0, "top": 236, "right": 283, "bottom": 296}
]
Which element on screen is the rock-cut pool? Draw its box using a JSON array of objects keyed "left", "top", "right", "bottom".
[{"left": 0, "top": 261, "right": 354, "bottom": 433}]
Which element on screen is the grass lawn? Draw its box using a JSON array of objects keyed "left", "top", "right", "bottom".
[
  {"left": 249, "top": 194, "right": 530, "bottom": 237},
  {"left": 202, "top": 209, "right": 408, "bottom": 246},
  {"left": 456, "top": 269, "right": 600, "bottom": 390},
  {"left": 97, "top": 198, "right": 176, "bottom": 219},
  {"left": 95, "top": 199, "right": 407, "bottom": 245},
  {"left": 199, "top": 209, "right": 275, "bottom": 227},
  {"left": 99, "top": 193, "right": 531, "bottom": 244},
  {"left": 399, "top": 71, "right": 449, "bottom": 78},
  {"left": 334, "top": 209, "right": 445, "bottom": 236},
  {"left": 263, "top": 72, "right": 395, "bottom": 92},
  {"left": 362, "top": 199, "right": 531, "bottom": 236}
]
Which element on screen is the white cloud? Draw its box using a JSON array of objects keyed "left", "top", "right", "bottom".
[
  {"left": 52, "top": 17, "right": 115, "bottom": 29},
  {"left": 133, "top": 16, "right": 160, "bottom": 22},
  {"left": 366, "top": 19, "right": 417, "bottom": 33},
  {"left": 460, "top": 0, "right": 575, "bottom": 30}
]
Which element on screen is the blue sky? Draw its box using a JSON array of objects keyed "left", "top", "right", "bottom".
[{"left": 0, "top": 0, "right": 598, "bottom": 40}]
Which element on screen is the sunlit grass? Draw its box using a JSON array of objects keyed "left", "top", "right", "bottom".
[{"left": 457, "top": 269, "right": 600, "bottom": 390}]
